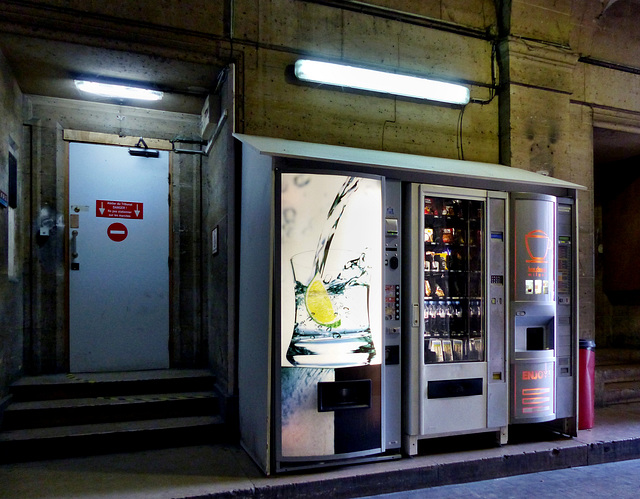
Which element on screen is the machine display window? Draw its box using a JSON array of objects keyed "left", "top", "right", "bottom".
[{"left": 422, "top": 196, "right": 484, "bottom": 363}]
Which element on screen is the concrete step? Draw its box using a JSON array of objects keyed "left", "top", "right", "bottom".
[
  {"left": 602, "top": 381, "right": 640, "bottom": 406},
  {"left": 595, "top": 348, "right": 640, "bottom": 366},
  {"left": 595, "top": 351, "right": 640, "bottom": 407},
  {"left": 9, "top": 369, "right": 215, "bottom": 401},
  {"left": 0, "top": 416, "right": 225, "bottom": 463},
  {"left": 0, "top": 369, "right": 235, "bottom": 463},
  {"left": 0, "top": 415, "right": 221, "bottom": 442},
  {"left": 2, "top": 391, "right": 218, "bottom": 430},
  {"left": 596, "top": 363, "right": 640, "bottom": 384}
]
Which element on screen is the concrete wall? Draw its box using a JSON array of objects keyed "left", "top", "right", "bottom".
[
  {"left": 202, "top": 68, "right": 238, "bottom": 396},
  {"left": 0, "top": 51, "right": 25, "bottom": 399},
  {"left": 236, "top": 0, "right": 499, "bottom": 161}
]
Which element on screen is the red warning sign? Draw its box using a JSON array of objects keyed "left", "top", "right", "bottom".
[
  {"left": 107, "top": 222, "right": 128, "bottom": 242},
  {"left": 96, "top": 200, "right": 143, "bottom": 219}
]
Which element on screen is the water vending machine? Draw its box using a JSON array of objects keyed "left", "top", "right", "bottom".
[
  {"left": 277, "top": 171, "right": 388, "bottom": 471},
  {"left": 237, "top": 135, "right": 402, "bottom": 474}
]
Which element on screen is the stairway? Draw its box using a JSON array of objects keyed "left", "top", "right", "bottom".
[
  {"left": 595, "top": 348, "right": 640, "bottom": 407},
  {"left": 0, "top": 369, "right": 233, "bottom": 463}
]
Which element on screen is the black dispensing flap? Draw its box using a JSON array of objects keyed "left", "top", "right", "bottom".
[
  {"left": 526, "top": 326, "right": 545, "bottom": 351},
  {"left": 317, "top": 379, "right": 372, "bottom": 412},
  {"left": 427, "top": 378, "right": 483, "bottom": 399}
]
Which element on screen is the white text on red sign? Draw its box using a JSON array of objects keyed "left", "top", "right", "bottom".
[{"left": 96, "top": 200, "right": 144, "bottom": 219}]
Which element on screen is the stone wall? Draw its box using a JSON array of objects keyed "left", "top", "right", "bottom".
[
  {"left": 570, "top": 1, "right": 640, "bottom": 347},
  {"left": 202, "top": 68, "right": 238, "bottom": 395}
]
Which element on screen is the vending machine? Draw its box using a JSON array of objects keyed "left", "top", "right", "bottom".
[
  {"left": 237, "top": 136, "right": 402, "bottom": 474},
  {"left": 509, "top": 193, "right": 578, "bottom": 433},
  {"left": 277, "top": 171, "right": 386, "bottom": 471},
  {"left": 236, "top": 134, "right": 581, "bottom": 472},
  {"left": 402, "top": 185, "right": 509, "bottom": 455}
]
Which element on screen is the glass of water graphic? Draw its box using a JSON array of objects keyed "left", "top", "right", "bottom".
[{"left": 285, "top": 250, "right": 376, "bottom": 368}]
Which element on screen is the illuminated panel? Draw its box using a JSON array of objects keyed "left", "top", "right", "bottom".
[{"left": 513, "top": 362, "right": 555, "bottom": 420}]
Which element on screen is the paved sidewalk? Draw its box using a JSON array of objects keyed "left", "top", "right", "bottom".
[
  {"left": 363, "top": 458, "right": 640, "bottom": 498},
  {"left": 2, "top": 403, "right": 640, "bottom": 498}
]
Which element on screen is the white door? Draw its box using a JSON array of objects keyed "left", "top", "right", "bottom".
[{"left": 68, "top": 142, "right": 170, "bottom": 372}]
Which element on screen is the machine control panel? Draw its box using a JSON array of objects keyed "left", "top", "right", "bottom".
[
  {"left": 384, "top": 180, "right": 402, "bottom": 450},
  {"left": 385, "top": 284, "right": 401, "bottom": 321}
]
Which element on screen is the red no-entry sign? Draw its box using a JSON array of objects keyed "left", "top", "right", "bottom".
[{"left": 107, "top": 222, "right": 128, "bottom": 242}]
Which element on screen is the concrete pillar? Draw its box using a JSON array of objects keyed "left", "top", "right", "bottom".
[{"left": 498, "top": 36, "right": 595, "bottom": 340}]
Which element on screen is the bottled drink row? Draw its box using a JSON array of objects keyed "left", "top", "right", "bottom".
[
  {"left": 423, "top": 299, "right": 482, "bottom": 338},
  {"left": 423, "top": 298, "right": 483, "bottom": 364}
]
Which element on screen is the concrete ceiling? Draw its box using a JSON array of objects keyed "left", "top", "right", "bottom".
[{"left": 0, "top": 33, "right": 221, "bottom": 115}]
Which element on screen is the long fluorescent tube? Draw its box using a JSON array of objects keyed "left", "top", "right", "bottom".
[
  {"left": 294, "top": 59, "right": 470, "bottom": 105},
  {"left": 75, "top": 80, "right": 163, "bottom": 101}
]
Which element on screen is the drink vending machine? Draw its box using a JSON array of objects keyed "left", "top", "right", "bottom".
[
  {"left": 236, "top": 134, "right": 582, "bottom": 474},
  {"left": 277, "top": 171, "right": 398, "bottom": 471},
  {"left": 509, "top": 193, "right": 578, "bottom": 433},
  {"left": 237, "top": 135, "right": 403, "bottom": 474}
]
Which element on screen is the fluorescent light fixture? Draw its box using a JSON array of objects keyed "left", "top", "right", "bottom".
[
  {"left": 294, "top": 59, "right": 470, "bottom": 105},
  {"left": 74, "top": 80, "right": 163, "bottom": 101}
]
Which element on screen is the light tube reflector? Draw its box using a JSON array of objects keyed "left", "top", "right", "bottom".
[
  {"left": 294, "top": 59, "right": 470, "bottom": 105},
  {"left": 75, "top": 80, "right": 163, "bottom": 101}
]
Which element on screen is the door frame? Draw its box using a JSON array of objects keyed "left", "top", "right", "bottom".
[{"left": 63, "top": 130, "right": 174, "bottom": 372}]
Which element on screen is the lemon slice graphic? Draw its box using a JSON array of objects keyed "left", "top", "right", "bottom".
[{"left": 305, "top": 274, "right": 341, "bottom": 328}]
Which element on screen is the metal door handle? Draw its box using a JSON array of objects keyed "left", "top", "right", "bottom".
[{"left": 71, "top": 230, "right": 79, "bottom": 258}]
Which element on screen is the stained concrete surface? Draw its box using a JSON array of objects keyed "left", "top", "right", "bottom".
[
  {"left": 0, "top": 445, "right": 260, "bottom": 499},
  {"left": 2, "top": 403, "right": 640, "bottom": 499}
]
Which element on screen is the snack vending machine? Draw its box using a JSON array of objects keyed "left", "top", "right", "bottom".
[{"left": 402, "top": 185, "right": 509, "bottom": 455}]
